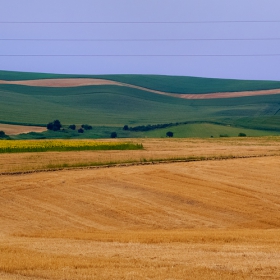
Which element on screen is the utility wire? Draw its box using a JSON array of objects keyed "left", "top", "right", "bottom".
[
  {"left": 1, "top": 20, "right": 280, "bottom": 24},
  {"left": 1, "top": 38, "right": 280, "bottom": 41},
  {"left": 1, "top": 54, "right": 280, "bottom": 57}
]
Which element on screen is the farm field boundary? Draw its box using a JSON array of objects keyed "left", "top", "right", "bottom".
[
  {"left": 1, "top": 152, "right": 279, "bottom": 176},
  {"left": 1, "top": 137, "right": 280, "bottom": 174},
  {"left": 1, "top": 78, "right": 280, "bottom": 99}
]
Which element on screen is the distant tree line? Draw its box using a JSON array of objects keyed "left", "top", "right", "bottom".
[
  {"left": 124, "top": 123, "right": 178, "bottom": 132},
  {"left": 47, "top": 120, "right": 93, "bottom": 134},
  {"left": 46, "top": 120, "right": 117, "bottom": 137},
  {"left": 123, "top": 121, "right": 232, "bottom": 133}
]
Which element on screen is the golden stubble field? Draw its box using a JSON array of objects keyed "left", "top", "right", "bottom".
[
  {"left": 0, "top": 124, "right": 46, "bottom": 135},
  {"left": 0, "top": 137, "right": 280, "bottom": 279}
]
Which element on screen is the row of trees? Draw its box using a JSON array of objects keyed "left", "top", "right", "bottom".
[
  {"left": 47, "top": 120, "right": 93, "bottom": 134},
  {"left": 123, "top": 124, "right": 174, "bottom": 137},
  {"left": 47, "top": 120, "right": 118, "bottom": 138},
  {"left": 123, "top": 123, "right": 176, "bottom": 132}
]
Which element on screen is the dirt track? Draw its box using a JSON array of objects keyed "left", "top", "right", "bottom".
[{"left": 1, "top": 78, "right": 280, "bottom": 99}]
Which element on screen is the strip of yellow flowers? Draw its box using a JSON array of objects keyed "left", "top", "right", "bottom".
[{"left": 0, "top": 139, "right": 143, "bottom": 153}]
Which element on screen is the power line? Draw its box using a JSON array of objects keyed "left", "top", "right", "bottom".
[
  {"left": 1, "top": 20, "right": 280, "bottom": 24},
  {"left": 1, "top": 38, "right": 280, "bottom": 41},
  {"left": 1, "top": 54, "right": 280, "bottom": 57}
]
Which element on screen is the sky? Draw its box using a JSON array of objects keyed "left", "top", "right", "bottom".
[{"left": 1, "top": 0, "right": 280, "bottom": 80}]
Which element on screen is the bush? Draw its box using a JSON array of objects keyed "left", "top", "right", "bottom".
[
  {"left": 238, "top": 132, "right": 247, "bottom": 137},
  {"left": 111, "top": 132, "right": 117, "bottom": 138},
  {"left": 128, "top": 123, "right": 174, "bottom": 132},
  {"left": 81, "top": 124, "right": 92, "bottom": 130},
  {"left": 78, "top": 128, "right": 84, "bottom": 133},
  {"left": 166, "top": 131, "right": 174, "bottom": 137},
  {"left": 123, "top": 125, "right": 129, "bottom": 131},
  {"left": 47, "top": 120, "right": 62, "bottom": 131},
  {"left": 0, "top": 130, "right": 6, "bottom": 138},
  {"left": 68, "top": 124, "right": 76, "bottom": 130}
]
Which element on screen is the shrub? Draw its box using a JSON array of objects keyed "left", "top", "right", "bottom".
[
  {"left": 123, "top": 125, "right": 129, "bottom": 130},
  {"left": 0, "top": 131, "right": 6, "bottom": 138},
  {"left": 47, "top": 120, "right": 62, "bottom": 131},
  {"left": 238, "top": 132, "right": 247, "bottom": 137},
  {"left": 111, "top": 132, "right": 117, "bottom": 138},
  {"left": 128, "top": 123, "right": 174, "bottom": 132},
  {"left": 78, "top": 128, "right": 84, "bottom": 133},
  {"left": 68, "top": 124, "right": 76, "bottom": 130},
  {"left": 81, "top": 124, "right": 92, "bottom": 130},
  {"left": 166, "top": 131, "right": 174, "bottom": 137}
]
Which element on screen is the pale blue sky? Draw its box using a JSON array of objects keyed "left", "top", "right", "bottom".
[{"left": 1, "top": 0, "right": 280, "bottom": 80}]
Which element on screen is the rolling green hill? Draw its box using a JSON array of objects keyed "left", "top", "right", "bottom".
[
  {"left": 2, "top": 70, "right": 280, "bottom": 93},
  {"left": 1, "top": 70, "right": 280, "bottom": 138}
]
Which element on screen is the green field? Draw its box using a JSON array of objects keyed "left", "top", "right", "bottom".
[
  {"left": 134, "top": 123, "right": 280, "bottom": 138},
  {"left": 2, "top": 70, "right": 280, "bottom": 93},
  {"left": 1, "top": 70, "right": 280, "bottom": 138}
]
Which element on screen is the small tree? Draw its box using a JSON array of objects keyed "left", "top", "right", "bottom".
[
  {"left": 238, "top": 132, "right": 247, "bottom": 137},
  {"left": 78, "top": 128, "right": 84, "bottom": 133},
  {"left": 81, "top": 124, "right": 92, "bottom": 130},
  {"left": 47, "top": 122, "right": 54, "bottom": 130},
  {"left": 47, "top": 119, "right": 62, "bottom": 131},
  {"left": 111, "top": 132, "right": 117, "bottom": 138},
  {"left": 166, "top": 131, "right": 174, "bottom": 137},
  {"left": 68, "top": 124, "right": 76, "bottom": 130},
  {"left": 0, "top": 130, "right": 6, "bottom": 138},
  {"left": 53, "top": 120, "right": 62, "bottom": 130},
  {"left": 123, "top": 125, "right": 129, "bottom": 131}
]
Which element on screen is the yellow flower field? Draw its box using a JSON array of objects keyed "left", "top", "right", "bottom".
[{"left": 0, "top": 139, "right": 143, "bottom": 153}]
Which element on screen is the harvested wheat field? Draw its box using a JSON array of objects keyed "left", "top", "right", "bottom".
[
  {"left": 0, "top": 138, "right": 280, "bottom": 279},
  {"left": 1, "top": 137, "right": 280, "bottom": 174}
]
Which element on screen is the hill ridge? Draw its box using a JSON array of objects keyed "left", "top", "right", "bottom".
[
  {"left": 1, "top": 70, "right": 280, "bottom": 94},
  {"left": 1, "top": 78, "right": 280, "bottom": 99}
]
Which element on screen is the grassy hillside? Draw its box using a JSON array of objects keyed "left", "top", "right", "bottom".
[
  {"left": 1, "top": 84, "right": 280, "bottom": 127},
  {"left": 139, "top": 123, "right": 280, "bottom": 138},
  {"left": 1, "top": 70, "right": 280, "bottom": 137},
  {"left": 13, "top": 123, "right": 280, "bottom": 140}
]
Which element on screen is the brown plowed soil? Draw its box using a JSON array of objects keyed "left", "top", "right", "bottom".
[
  {"left": 1, "top": 138, "right": 280, "bottom": 279},
  {"left": 1, "top": 78, "right": 280, "bottom": 99},
  {"left": 0, "top": 124, "right": 46, "bottom": 135},
  {"left": 0, "top": 78, "right": 123, "bottom": 87}
]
